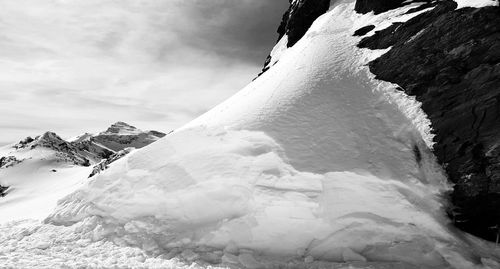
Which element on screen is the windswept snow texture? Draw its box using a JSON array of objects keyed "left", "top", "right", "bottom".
[{"left": 44, "top": 1, "right": 500, "bottom": 268}]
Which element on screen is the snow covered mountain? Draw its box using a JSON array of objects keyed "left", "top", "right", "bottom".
[
  {"left": 0, "top": 122, "right": 165, "bottom": 221},
  {"left": 2, "top": 0, "right": 500, "bottom": 268}
]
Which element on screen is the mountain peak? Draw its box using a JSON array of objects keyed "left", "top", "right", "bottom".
[
  {"left": 111, "top": 121, "right": 133, "bottom": 127},
  {"left": 100, "top": 121, "right": 142, "bottom": 136},
  {"left": 39, "top": 131, "right": 65, "bottom": 143}
]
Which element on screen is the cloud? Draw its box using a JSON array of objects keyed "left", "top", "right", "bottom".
[{"left": 0, "top": 0, "right": 288, "bottom": 144}]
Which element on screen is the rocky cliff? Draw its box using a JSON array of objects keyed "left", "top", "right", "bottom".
[
  {"left": 260, "top": 0, "right": 330, "bottom": 75},
  {"left": 268, "top": 0, "right": 500, "bottom": 242},
  {"left": 357, "top": 0, "right": 500, "bottom": 242}
]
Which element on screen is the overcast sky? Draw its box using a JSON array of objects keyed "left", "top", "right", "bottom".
[{"left": 0, "top": 0, "right": 288, "bottom": 145}]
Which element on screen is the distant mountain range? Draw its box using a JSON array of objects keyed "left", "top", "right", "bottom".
[{"left": 0, "top": 122, "right": 166, "bottom": 209}]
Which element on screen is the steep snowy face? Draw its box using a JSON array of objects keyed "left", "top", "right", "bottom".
[
  {"left": 184, "top": 2, "right": 436, "bottom": 175},
  {"left": 45, "top": 1, "right": 500, "bottom": 268}
]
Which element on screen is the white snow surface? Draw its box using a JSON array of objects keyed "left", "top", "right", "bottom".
[
  {"left": 2, "top": 1, "right": 500, "bottom": 268},
  {"left": 266, "top": 35, "right": 289, "bottom": 69},
  {"left": 0, "top": 146, "right": 92, "bottom": 222},
  {"left": 0, "top": 219, "right": 227, "bottom": 269},
  {"left": 454, "top": 0, "right": 499, "bottom": 9}
]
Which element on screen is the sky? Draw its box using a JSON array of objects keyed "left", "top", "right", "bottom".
[{"left": 0, "top": 0, "right": 289, "bottom": 145}]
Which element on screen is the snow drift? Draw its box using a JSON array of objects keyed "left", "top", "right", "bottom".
[{"left": 41, "top": 1, "right": 500, "bottom": 268}]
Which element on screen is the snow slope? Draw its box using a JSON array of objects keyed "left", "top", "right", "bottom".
[
  {"left": 0, "top": 146, "right": 92, "bottom": 221},
  {"left": 2, "top": 0, "right": 500, "bottom": 268},
  {"left": 40, "top": 1, "right": 500, "bottom": 268}
]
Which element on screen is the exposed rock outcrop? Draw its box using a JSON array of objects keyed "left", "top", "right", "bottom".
[
  {"left": 92, "top": 122, "right": 165, "bottom": 152},
  {"left": 353, "top": 25, "right": 375, "bottom": 36},
  {"left": 278, "top": 0, "right": 331, "bottom": 47},
  {"left": 13, "top": 136, "right": 34, "bottom": 150},
  {"left": 354, "top": 0, "right": 436, "bottom": 14},
  {"left": 260, "top": 0, "right": 331, "bottom": 75},
  {"left": 357, "top": 0, "right": 500, "bottom": 241},
  {"left": 354, "top": 0, "right": 406, "bottom": 14},
  {"left": 29, "top": 132, "right": 92, "bottom": 166},
  {"left": 0, "top": 156, "right": 23, "bottom": 169},
  {"left": 89, "top": 147, "right": 134, "bottom": 178},
  {"left": 0, "top": 184, "right": 8, "bottom": 197}
]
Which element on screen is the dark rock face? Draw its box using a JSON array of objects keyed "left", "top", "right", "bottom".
[
  {"left": 13, "top": 137, "right": 34, "bottom": 149},
  {"left": 354, "top": 0, "right": 435, "bottom": 15},
  {"left": 0, "top": 156, "right": 22, "bottom": 169},
  {"left": 358, "top": 1, "right": 500, "bottom": 241},
  {"left": 31, "top": 132, "right": 92, "bottom": 166},
  {"left": 358, "top": 1, "right": 458, "bottom": 50},
  {"left": 89, "top": 148, "right": 134, "bottom": 178},
  {"left": 355, "top": 0, "right": 404, "bottom": 14},
  {"left": 259, "top": 0, "right": 330, "bottom": 76},
  {"left": 279, "top": 0, "right": 331, "bottom": 47},
  {"left": 353, "top": 25, "right": 375, "bottom": 36},
  {"left": 0, "top": 185, "right": 8, "bottom": 197}
]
